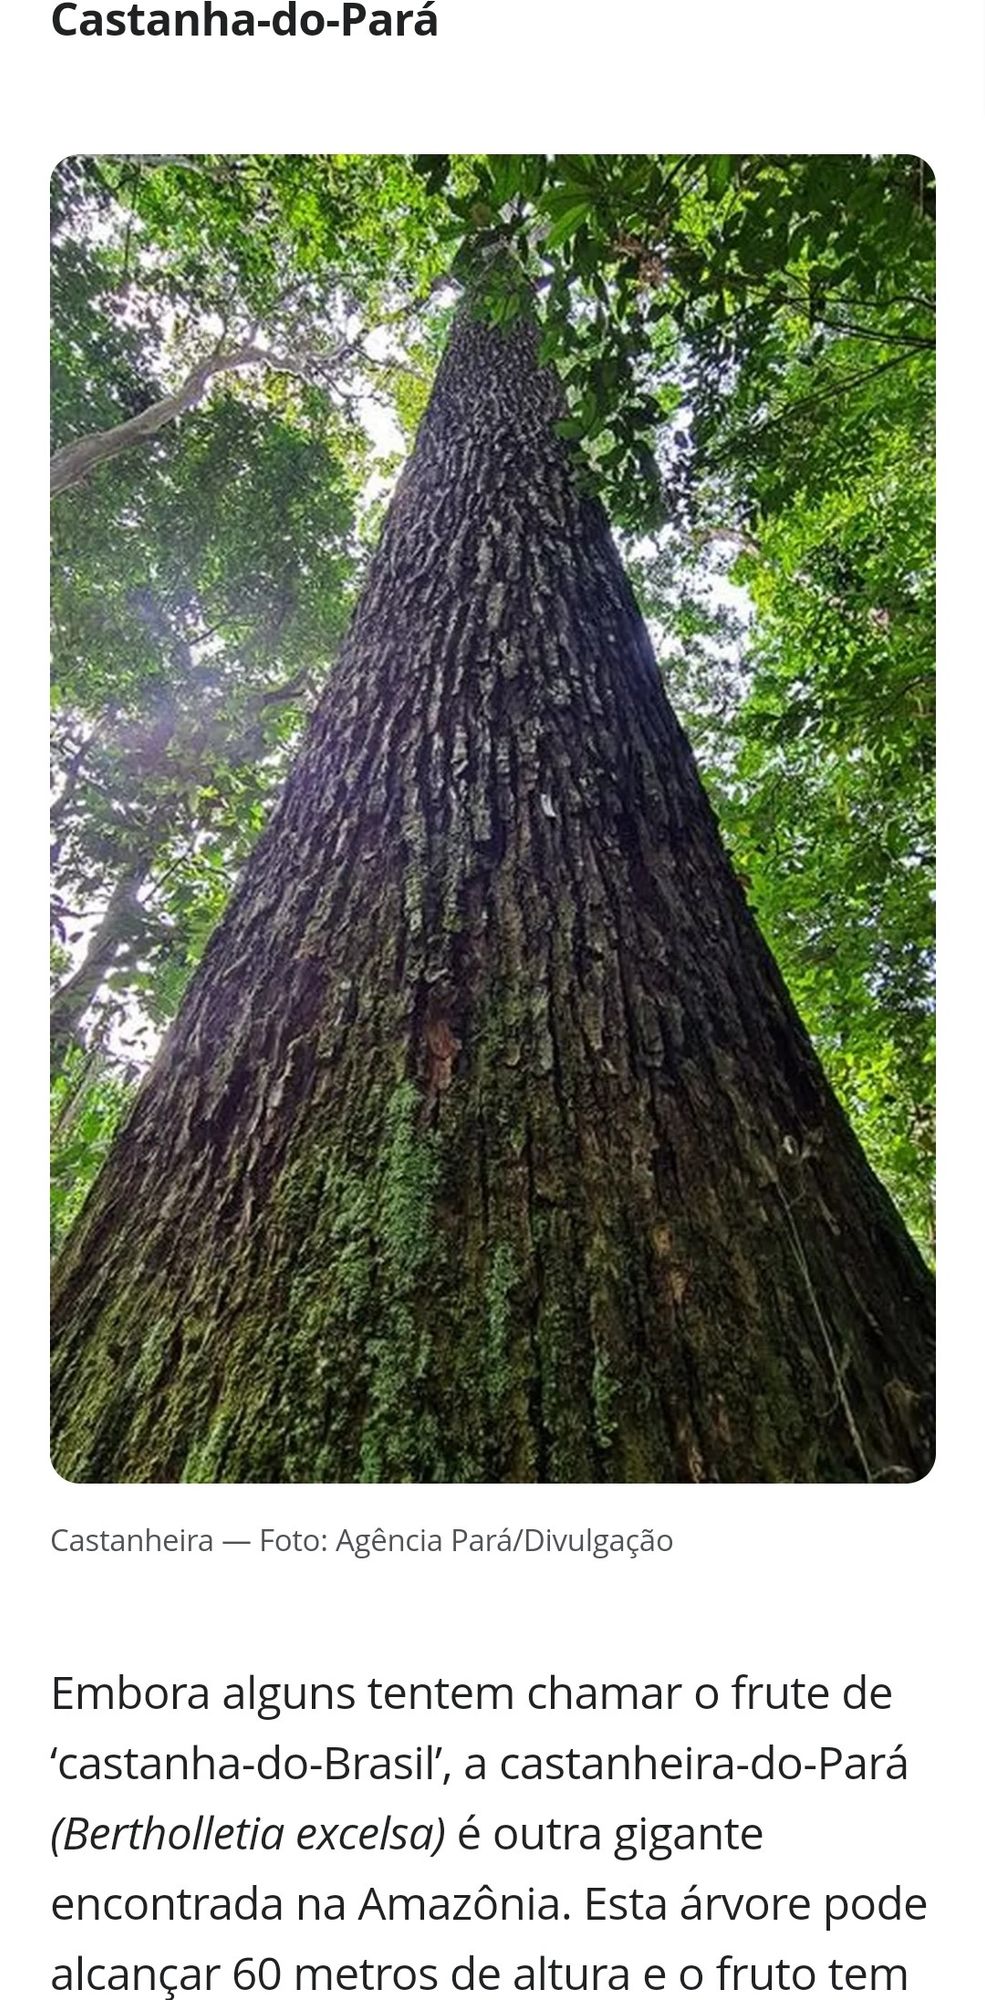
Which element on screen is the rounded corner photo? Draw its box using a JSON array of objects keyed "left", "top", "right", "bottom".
[{"left": 50, "top": 154, "right": 935, "bottom": 1485}]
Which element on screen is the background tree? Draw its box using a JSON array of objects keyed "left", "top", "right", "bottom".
[{"left": 49, "top": 155, "right": 425, "bottom": 1239}]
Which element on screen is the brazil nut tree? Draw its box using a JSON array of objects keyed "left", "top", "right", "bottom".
[{"left": 51, "top": 288, "right": 934, "bottom": 1484}]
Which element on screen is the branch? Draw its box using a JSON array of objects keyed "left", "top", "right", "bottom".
[
  {"left": 50, "top": 858, "right": 151, "bottom": 1075},
  {"left": 100, "top": 154, "right": 218, "bottom": 173},
  {"left": 51, "top": 347, "right": 249, "bottom": 496},
  {"left": 50, "top": 334, "right": 355, "bottom": 499},
  {"left": 709, "top": 353, "right": 920, "bottom": 467}
]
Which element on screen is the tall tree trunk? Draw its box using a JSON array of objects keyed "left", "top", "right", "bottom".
[{"left": 50, "top": 307, "right": 934, "bottom": 1484}]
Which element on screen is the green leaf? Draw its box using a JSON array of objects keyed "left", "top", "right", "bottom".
[
  {"left": 544, "top": 201, "right": 593, "bottom": 249},
  {"left": 706, "top": 155, "right": 734, "bottom": 200}
]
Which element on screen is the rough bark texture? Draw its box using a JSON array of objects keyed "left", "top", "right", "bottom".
[{"left": 50, "top": 308, "right": 934, "bottom": 1484}]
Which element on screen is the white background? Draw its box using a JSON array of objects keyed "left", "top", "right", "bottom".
[{"left": 4, "top": 3, "right": 981, "bottom": 1992}]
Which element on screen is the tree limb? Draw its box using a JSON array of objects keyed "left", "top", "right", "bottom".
[
  {"left": 50, "top": 336, "right": 352, "bottom": 499},
  {"left": 50, "top": 858, "right": 151, "bottom": 1075}
]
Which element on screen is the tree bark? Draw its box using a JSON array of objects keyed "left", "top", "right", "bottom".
[
  {"left": 49, "top": 860, "right": 149, "bottom": 1076},
  {"left": 50, "top": 306, "right": 934, "bottom": 1484}
]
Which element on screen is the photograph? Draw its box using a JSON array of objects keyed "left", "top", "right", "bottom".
[{"left": 49, "top": 152, "right": 936, "bottom": 1484}]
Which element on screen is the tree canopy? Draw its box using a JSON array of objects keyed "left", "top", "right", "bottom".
[{"left": 50, "top": 153, "right": 935, "bottom": 1255}]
